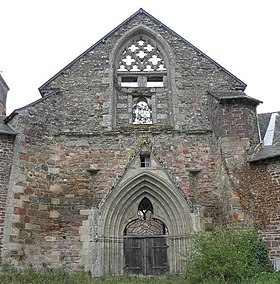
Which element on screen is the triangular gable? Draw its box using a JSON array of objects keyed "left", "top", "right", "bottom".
[
  {"left": 99, "top": 140, "right": 192, "bottom": 209},
  {"left": 39, "top": 8, "right": 246, "bottom": 96}
]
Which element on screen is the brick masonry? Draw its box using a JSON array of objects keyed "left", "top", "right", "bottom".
[{"left": 0, "top": 9, "right": 279, "bottom": 273}]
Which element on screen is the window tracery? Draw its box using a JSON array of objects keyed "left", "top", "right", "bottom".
[
  {"left": 113, "top": 33, "right": 172, "bottom": 127},
  {"left": 124, "top": 198, "right": 168, "bottom": 236},
  {"left": 118, "top": 38, "right": 166, "bottom": 72}
]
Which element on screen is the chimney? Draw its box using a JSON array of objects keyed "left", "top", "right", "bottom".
[{"left": 0, "top": 74, "right": 10, "bottom": 118}]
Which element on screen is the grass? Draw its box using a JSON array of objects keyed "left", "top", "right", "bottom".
[{"left": 0, "top": 265, "right": 279, "bottom": 284}]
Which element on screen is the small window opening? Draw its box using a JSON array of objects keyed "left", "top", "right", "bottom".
[
  {"left": 138, "top": 197, "right": 153, "bottom": 220},
  {"left": 140, "top": 154, "right": 151, "bottom": 168},
  {"left": 147, "top": 76, "right": 164, "bottom": 87},
  {"left": 121, "top": 77, "right": 138, "bottom": 87}
]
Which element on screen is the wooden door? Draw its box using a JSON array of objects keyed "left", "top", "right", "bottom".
[{"left": 124, "top": 236, "right": 168, "bottom": 275}]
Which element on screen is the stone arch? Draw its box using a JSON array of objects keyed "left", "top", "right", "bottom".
[
  {"left": 124, "top": 197, "right": 168, "bottom": 236},
  {"left": 93, "top": 171, "right": 195, "bottom": 275},
  {"left": 109, "top": 25, "right": 177, "bottom": 128},
  {"left": 110, "top": 24, "right": 174, "bottom": 73},
  {"left": 99, "top": 172, "right": 193, "bottom": 237}
]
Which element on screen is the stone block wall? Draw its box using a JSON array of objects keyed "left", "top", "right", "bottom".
[
  {"left": 207, "top": 95, "right": 260, "bottom": 225},
  {"left": 41, "top": 12, "right": 245, "bottom": 133},
  {"left": 0, "top": 134, "right": 14, "bottom": 260},
  {"left": 211, "top": 99, "right": 259, "bottom": 148},
  {"left": 262, "top": 159, "right": 280, "bottom": 260},
  {"left": 2, "top": 116, "right": 222, "bottom": 269},
  {"left": 0, "top": 104, "right": 5, "bottom": 116},
  {"left": 1, "top": 10, "right": 271, "bottom": 272}
]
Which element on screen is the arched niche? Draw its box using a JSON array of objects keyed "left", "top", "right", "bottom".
[{"left": 124, "top": 197, "right": 168, "bottom": 236}]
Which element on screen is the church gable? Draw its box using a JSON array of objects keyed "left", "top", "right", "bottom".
[
  {"left": 40, "top": 9, "right": 245, "bottom": 95},
  {"left": 35, "top": 8, "right": 246, "bottom": 133},
  {"left": 3, "top": 8, "right": 280, "bottom": 277},
  {"left": 110, "top": 142, "right": 181, "bottom": 190}
]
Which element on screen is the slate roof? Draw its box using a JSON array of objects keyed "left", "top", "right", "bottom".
[
  {"left": 0, "top": 120, "right": 17, "bottom": 135},
  {"left": 0, "top": 74, "right": 9, "bottom": 106},
  {"left": 258, "top": 112, "right": 272, "bottom": 140},
  {"left": 258, "top": 112, "right": 280, "bottom": 146},
  {"left": 208, "top": 91, "right": 262, "bottom": 105},
  {"left": 274, "top": 113, "right": 280, "bottom": 146},
  {"left": 39, "top": 8, "right": 247, "bottom": 95},
  {"left": 0, "top": 74, "right": 9, "bottom": 91},
  {"left": 248, "top": 146, "right": 280, "bottom": 162},
  {"left": 249, "top": 111, "right": 280, "bottom": 162}
]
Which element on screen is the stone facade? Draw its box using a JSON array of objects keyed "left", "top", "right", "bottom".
[
  {"left": 0, "top": 9, "right": 280, "bottom": 274},
  {"left": 0, "top": 135, "right": 15, "bottom": 256},
  {"left": 0, "top": 74, "right": 9, "bottom": 117}
]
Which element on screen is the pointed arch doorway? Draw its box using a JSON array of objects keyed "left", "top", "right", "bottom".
[
  {"left": 124, "top": 197, "right": 168, "bottom": 275},
  {"left": 96, "top": 172, "right": 196, "bottom": 276}
]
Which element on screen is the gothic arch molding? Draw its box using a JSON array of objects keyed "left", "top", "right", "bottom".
[
  {"left": 98, "top": 171, "right": 194, "bottom": 238},
  {"left": 93, "top": 171, "right": 195, "bottom": 275},
  {"left": 110, "top": 24, "right": 174, "bottom": 72}
]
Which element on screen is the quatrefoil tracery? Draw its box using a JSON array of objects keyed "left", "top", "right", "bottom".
[{"left": 118, "top": 38, "right": 166, "bottom": 72}]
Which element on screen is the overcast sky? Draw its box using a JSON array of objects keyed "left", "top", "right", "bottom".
[{"left": 1, "top": 0, "right": 279, "bottom": 115}]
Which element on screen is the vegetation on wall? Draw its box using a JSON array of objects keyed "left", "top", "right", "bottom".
[
  {"left": 221, "top": 147, "right": 279, "bottom": 228},
  {"left": 236, "top": 162, "right": 279, "bottom": 228}
]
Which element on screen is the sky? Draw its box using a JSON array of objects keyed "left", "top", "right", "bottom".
[{"left": 1, "top": 0, "right": 279, "bottom": 115}]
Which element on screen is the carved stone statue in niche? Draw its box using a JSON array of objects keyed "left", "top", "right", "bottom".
[{"left": 133, "top": 100, "right": 152, "bottom": 124}]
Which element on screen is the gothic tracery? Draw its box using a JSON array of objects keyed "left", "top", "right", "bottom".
[{"left": 118, "top": 38, "right": 166, "bottom": 72}]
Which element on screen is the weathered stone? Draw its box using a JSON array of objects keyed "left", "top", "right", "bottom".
[{"left": 0, "top": 8, "right": 279, "bottom": 276}]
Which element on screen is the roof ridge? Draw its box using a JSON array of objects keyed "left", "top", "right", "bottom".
[
  {"left": 4, "top": 89, "right": 60, "bottom": 123},
  {"left": 39, "top": 9, "right": 146, "bottom": 94}
]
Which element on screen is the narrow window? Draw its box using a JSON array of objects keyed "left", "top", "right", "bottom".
[
  {"left": 121, "top": 76, "right": 138, "bottom": 87},
  {"left": 138, "top": 197, "right": 153, "bottom": 219},
  {"left": 147, "top": 76, "right": 164, "bottom": 87},
  {"left": 140, "top": 154, "right": 150, "bottom": 167}
]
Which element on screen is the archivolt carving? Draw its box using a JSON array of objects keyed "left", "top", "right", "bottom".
[{"left": 98, "top": 172, "right": 194, "bottom": 238}]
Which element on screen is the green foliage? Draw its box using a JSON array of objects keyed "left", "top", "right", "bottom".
[
  {"left": 184, "top": 228, "right": 273, "bottom": 284},
  {"left": 0, "top": 265, "right": 186, "bottom": 284},
  {"left": 242, "top": 271, "right": 280, "bottom": 284},
  {"left": 0, "top": 258, "right": 278, "bottom": 284},
  {"left": 0, "top": 264, "right": 92, "bottom": 284}
]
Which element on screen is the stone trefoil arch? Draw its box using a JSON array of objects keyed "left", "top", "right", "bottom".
[{"left": 124, "top": 197, "right": 168, "bottom": 236}]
